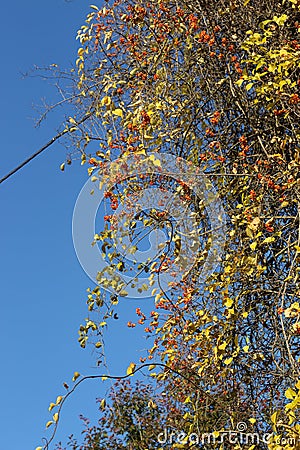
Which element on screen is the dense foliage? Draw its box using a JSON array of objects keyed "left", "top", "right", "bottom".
[{"left": 39, "top": 0, "right": 300, "bottom": 449}]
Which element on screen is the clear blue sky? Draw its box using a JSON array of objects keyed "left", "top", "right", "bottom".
[{"left": 0, "top": 2, "right": 153, "bottom": 449}]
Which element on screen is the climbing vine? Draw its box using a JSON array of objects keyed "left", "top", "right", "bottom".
[{"left": 36, "top": 0, "right": 300, "bottom": 448}]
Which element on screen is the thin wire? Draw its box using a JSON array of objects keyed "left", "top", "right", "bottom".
[
  {"left": 0, "top": 112, "right": 92, "bottom": 185},
  {"left": 0, "top": 129, "right": 68, "bottom": 185}
]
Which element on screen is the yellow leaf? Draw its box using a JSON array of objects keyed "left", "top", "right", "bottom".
[
  {"left": 271, "top": 411, "right": 278, "bottom": 424},
  {"left": 148, "top": 399, "right": 157, "bottom": 409},
  {"left": 224, "top": 298, "right": 233, "bottom": 308},
  {"left": 285, "top": 388, "right": 296, "bottom": 399},
  {"left": 148, "top": 154, "right": 161, "bottom": 166},
  {"left": 243, "top": 345, "right": 250, "bottom": 353},
  {"left": 136, "top": 149, "right": 146, "bottom": 156},
  {"left": 155, "top": 292, "right": 161, "bottom": 301},
  {"left": 53, "top": 413, "right": 59, "bottom": 423},
  {"left": 262, "top": 236, "right": 275, "bottom": 244},
  {"left": 280, "top": 201, "right": 289, "bottom": 208},
  {"left": 46, "top": 421, "right": 53, "bottom": 429},
  {"left": 112, "top": 108, "right": 124, "bottom": 118},
  {"left": 56, "top": 396, "right": 63, "bottom": 405},
  {"left": 119, "top": 290, "right": 128, "bottom": 297},
  {"left": 36, "top": 447, "right": 43, "bottom": 450},
  {"left": 126, "top": 362, "right": 136, "bottom": 376},
  {"left": 246, "top": 227, "right": 254, "bottom": 238},
  {"left": 219, "top": 341, "right": 228, "bottom": 350},
  {"left": 48, "top": 402, "right": 56, "bottom": 412},
  {"left": 249, "top": 418, "right": 256, "bottom": 424},
  {"left": 101, "top": 96, "right": 111, "bottom": 106},
  {"left": 60, "top": 163, "right": 65, "bottom": 172},
  {"left": 224, "top": 357, "right": 233, "bottom": 365},
  {"left": 250, "top": 242, "right": 257, "bottom": 251},
  {"left": 69, "top": 117, "right": 76, "bottom": 124},
  {"left": 249, "top": 217, "right": 260, "bottom": 230},
  {"left": 72, "top": 372, "right": 80, "bottom": 382},
  {"left": 130, "top": 68, "right": 138, "bottom": 76}
]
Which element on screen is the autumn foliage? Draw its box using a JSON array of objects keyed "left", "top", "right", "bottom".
[{"left": 39, "top": 0, "right": 300, "bottom": 449}]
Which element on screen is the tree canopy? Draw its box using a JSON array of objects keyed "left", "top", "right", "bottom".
[{"left": 38, "top": 0, "right": 300, "bottom": 449}]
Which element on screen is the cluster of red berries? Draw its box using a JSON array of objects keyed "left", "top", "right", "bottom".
[
  {"left": 239, "top": 135, "right": 250, "bottom": 157},
  {"left": 140, "top": 110, "right": 150, "bottom": 127},
  {"left": 290, "top": 93, "right": 300, "bottom": 104},
  {"left": 89, "top": 158, "right": 98, "bottom": 166},
  {"left": 265, "top": 220, "right": 274, "bottom": 233},
  {"left": 136, "top": 307, "right": 147, "bottom": 325},
  {"left": 273, "top": 109, "right": 287, "bottom": 116},
  {"left": 210, "top": 111, "right": 221, "bottom": 125},
  {"left": 103, "top": 191, "right": 119, "bottom": 210}
]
